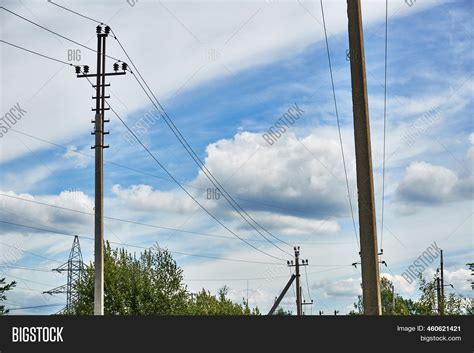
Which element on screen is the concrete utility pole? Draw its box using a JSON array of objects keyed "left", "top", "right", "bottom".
[
  {"left": 347, "top": 0, "right": 382, "bottom": 315},
  {"left": 285, "top": 246, "right": 308, "bottom": 315},
  {"left": 76, "top": 25, "right": 126, "bottom": 315},
  {"left": 295, "top": 247, "right": 302, "bottom": 316},
  {"left": 391, "top": 284, "right": 396, "bottom": 313},
  {"left": 440, "top": 250, "right": 445, "bottom": 315},
  {"left": 436, "top": 276, "right": 442, "bottom": 315}
]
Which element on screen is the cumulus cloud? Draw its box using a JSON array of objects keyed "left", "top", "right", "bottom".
[
  {"left": 111, "top": 184, "right": 200, "bottom": 214},
  {"left": 395, "top": 134, "right": 474, "bottom": 209},
  {"left": 194, "top": 131, "right": 354, "bottom": 217},
  {"left": 381, "top": 273, "right": 417, "bottom": 295},
  {"left": 312, "top": 277, "right": 362, "bottom": 298},
  {"left": 63, "top": 145, "right": 92, "bottom": 169},
  {"left": 397, "top": 161, "right": 458, "bottom": 203},
  {"left": 444, "top": 268, "right": 472, "bottom": 291},
  {"left": 109, "top": 130, "right": 350, "bottom": 236},
  {"left": 233, "top": 211, "right": 340, "bottom": 236},
  {"left": 0, "top": 189, "right": 93, "bottom": 233}
]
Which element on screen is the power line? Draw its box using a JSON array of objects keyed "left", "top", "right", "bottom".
[
  {"left": 380, "top": 0, "right": 389, "bottom": 252},
  {"left": 0, "top": 240, "right": 62, "bottom": 264},
  {"left": 104, "top": 103, "right": 288, "bottom": 262},
  {"left": 109, "top": 27, "right": 293, "bottom": 254},
  {"left": 7, "top": 303, "right": 64, "bottom": 311},
  {"left": 0, "top": 219, "right": 351, "bottom": 268},
  {"left": 81, "top": 65, "right": 289, "bottom": 261},
  {"left": 126, "top": 71, "right": 293, "bottom": 255},
  {"left": 8, "top": 128, "right": 336, "bottom": 218},
  {"left": 304, "top": 264, "right": 313, "bottom": 302},
  {"left": 319, "top": 0, "right": 359, "bottom": 251},
  {"left": 0, "top": 7, "right": 122, "bottom": 62},
  {"left": 0, "top": 39, "right": 73, "bottom": 66},
  {"left": 47, "top": 0, "right": 104, "bottom": 25},
  {"left": 2, "top": 273, "right": 56, "bottom": 288},
  {"left": 185, "top": 265, "right": 349, "bottom": 282},
  {"left": 0, "top": 204, "right": 353, "bottom": 246},
  {"left": 0, "top": 218, "right": 285, "bottom": 266},
  {"left": 0, "top": 265, "right": 53, "bottom": 273}
]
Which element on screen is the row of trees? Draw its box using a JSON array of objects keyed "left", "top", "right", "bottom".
[
  {"left": 350, "top": 276, "right": 473, "bottom": 315},
  {"left": 69, "top": 243, "right": 260, "bottom": 315}
]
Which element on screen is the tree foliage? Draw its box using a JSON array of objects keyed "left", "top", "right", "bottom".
[
  {"left": 0, "top": 277, "right": 16, "bottom": 315},
  {"left": 186, "top": 287, "right": 260, "bottom": 315},
  {"left": 350, "top": 274, "right": 472, "bottom": 315},
  {"left": 69, "top": 243, "right": 259, "bottom": 315}
]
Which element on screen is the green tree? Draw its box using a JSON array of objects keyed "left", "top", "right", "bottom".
[
  {"left": 186, "top": 286, "right": 260, "bottom": 315},
  {"left": 415, "top": 272, "right": 471, "bottom": 315},
  {"left": 0, "top": 277, "right": 16, "bottom": 315},
  {"left": 274, "top": 307, "right": 292, "bottom": 315},
  {"left": 70, "top": 243, "right": 188, "bottom": 315}
]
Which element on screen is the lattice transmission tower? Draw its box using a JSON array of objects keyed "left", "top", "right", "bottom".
[{"left": 43, "top": 235, "right": 84, "bottom": 313}]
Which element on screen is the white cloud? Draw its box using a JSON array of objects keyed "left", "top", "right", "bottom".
[
  {"left": 312, "top": 277, "right": 362, "bottom": 298},
  {"left": 395, "top": 134, "right": 474, "bottom": 208},
  {"left": 63, "top": 145, "right": 92, "bottom": 169},
  {"left": 397, "top": 161, "right": 458, "bottom": 203},
  {"left": 111, "top": 184, "right": 199, "bottom": 214},
  {"left": 444, "top": 268, "right": 472, "bottom": 291}
]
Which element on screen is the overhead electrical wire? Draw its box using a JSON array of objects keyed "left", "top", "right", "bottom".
[
  {"left": 0, "top": 219, "right": 350, "bottom": 268},
  {"left": 319, "top": 0, "right": 360, "bottom": 251},
  {"left": 7, "top": 303, "right": 64, "bottom": 311},
  {"left": 105, "top": 102, "right": 288, "bottom": 261},
  {"left": 120, "top": 49, "right": 294, "bottom": 255},
  {"left": 0, "top": 239, "right": 62, "bottom": 264},
  {"left": 0, "top": 191, "right": 352, "bottom": 245},
  {"left": 304, "top": 265, "right": 313, "bottom": 303},
  {"left": 8, "top": 127, "right": 338, "bottom": 218},
  {"left": 0, "top": 218, "right": 285, "bottom": 265},
  {"left": 0, "top": 7, "right": 123, "bottom": 62},
  {"left": 0, "top": 39, "right": 73, "bottom": 67},
  {"left": 380, "top": 0, "right": 389, "bottom": 252}
]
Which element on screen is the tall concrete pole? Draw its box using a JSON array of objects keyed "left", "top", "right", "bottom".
[
  {"left": 347, "top": 0, "right": 382, "bottom": 315},
  {"left": 94, "top": 27, "right": 105, "bottom": 316},
  {"left": 440, "top": 250, "right": 445, "bottom": 315},
  {"left": 436, "top": 276, "right": 442, "bottom": 315},
  {"left": 294, "top": 247, "right": 302, "bottom": 316},
  {"left": 76, "top": 25, "right": 125, "bottom": 315}
]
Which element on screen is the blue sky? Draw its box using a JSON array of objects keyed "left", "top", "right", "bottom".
[{"left": 0, "top": 0, "right": 472, "bottom": 314}]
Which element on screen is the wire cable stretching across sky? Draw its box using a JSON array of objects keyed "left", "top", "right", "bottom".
[{"left": 319, "top": 0, "right": 360, "bottom": 251}]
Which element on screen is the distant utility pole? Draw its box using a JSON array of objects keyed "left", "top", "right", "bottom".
[
  {"left": 391, "top": 284, "right": 396, "bottom": 313},
  {"left": 76, "top": 25, "right": 127, "bottom": 315},
  {"left": 346, "top": 0, "right": 382, "bottom": 315},
  {"left": 436, "top": 276, "right": 442, "bottom": 315},
  {"left": 267, "top": 246, "right": 308, "bottom": 316},
  {"left": 440, "top": 250, "right": 445, "bottom": 315},
  {"left": 288, "top": 246, "right": 308, "bottom": 316}
]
